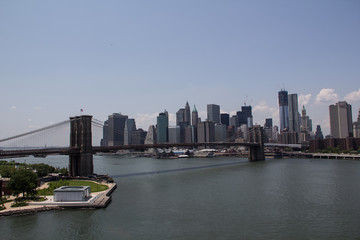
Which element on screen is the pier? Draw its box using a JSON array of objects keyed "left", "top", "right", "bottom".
[{"left": 266, "top": 151, "right": 360, "bottom": 160}]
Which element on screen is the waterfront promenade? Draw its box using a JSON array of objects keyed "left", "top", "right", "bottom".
[{"left": 267, "top": 151, "right": 360, "bottom": 160}]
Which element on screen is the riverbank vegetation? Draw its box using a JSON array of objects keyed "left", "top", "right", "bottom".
[
  {"left": 11, "top": 201, "right": 28, "bottom": 208},
  {"left": 7, "top": 169, "right": 38, "bottom": 197},
  {"left": 0, "top": 160, "right": 68, "bottom": 178},
  {"left": 318, "top": 146, "right": 360, "bottom": 154},
  {"left": 0, "top": 160, "right": 68, "bottom": 201}
]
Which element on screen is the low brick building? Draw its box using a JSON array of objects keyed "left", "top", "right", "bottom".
[
  {"left": 310, "top": 137, "right": 360, "bottom": 152},
  {"left": 0, "top": 178, "right": 12, "bottom": 198}
]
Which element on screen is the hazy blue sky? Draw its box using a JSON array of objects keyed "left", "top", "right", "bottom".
[{"left": 1, "top": 0, "right": 359, "bottom": 139}]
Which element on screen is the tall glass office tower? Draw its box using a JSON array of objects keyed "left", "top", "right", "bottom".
[
  {"left": 184, "top": 101, "right": 191, "bottom": 126},
  {"left": 288, "top": 93, "right": 300, "bottom": 133},
  {"left": 157, "top": 110, "right": 169, "bottom": 143},
  {"left": 278, "top": 90, "right": 289, "bottom": 132},
  {"left": 207, "top": 104, "right": 220, "bottom": 123}
]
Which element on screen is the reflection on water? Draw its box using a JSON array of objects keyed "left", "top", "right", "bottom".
[{"left": 1, "top": 156, "right": 360, "bottom": 239}]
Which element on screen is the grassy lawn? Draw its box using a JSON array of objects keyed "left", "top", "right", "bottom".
[{"left": 37, "top": 180, "right": 109, "bottom": 196}]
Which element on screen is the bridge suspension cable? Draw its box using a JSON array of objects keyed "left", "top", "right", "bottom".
[
  {"left": 0, "top": 120, "right": 71, "bottom": 143},
  {"left": 92, "top": 118, "right": 104, "bottom": 127}
]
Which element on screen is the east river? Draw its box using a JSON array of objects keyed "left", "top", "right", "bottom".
[{"left": 1, "top": 155, "right": 360, "bottom": 239}]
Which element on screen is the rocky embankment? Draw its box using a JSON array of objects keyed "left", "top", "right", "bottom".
[{"left": 0, "top": 206, "right": 62, "bottom": 217}]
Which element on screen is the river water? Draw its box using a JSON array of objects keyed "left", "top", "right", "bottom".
[{"left": 1, "top": 155, "right": 360, "bottom": 239}]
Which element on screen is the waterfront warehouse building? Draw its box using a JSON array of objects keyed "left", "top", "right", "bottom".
[{"left": 54, "top": 186, "right": 91, "bottom": 202}]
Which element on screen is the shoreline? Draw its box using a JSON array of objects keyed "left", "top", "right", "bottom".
[
  {"left": 0, "top": 206, "right": 63, "bottom": 217},
  {"left": 0, "top": 182, "right": 117, "bottom": 217}
]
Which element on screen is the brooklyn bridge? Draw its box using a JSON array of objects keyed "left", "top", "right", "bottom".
[{"left": 0, "top": 115, "right": 266, "bottom": 177}]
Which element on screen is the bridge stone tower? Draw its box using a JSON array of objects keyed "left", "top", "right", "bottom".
[
  {"left": 248, "top": 125, "right": 265, "bottom": 161},
  {"left": 69, "top": 115, "right": 93, "bottom": 177}
]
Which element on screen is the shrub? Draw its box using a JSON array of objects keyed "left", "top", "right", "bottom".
[{"left": 11, "top": 201, "right": 28, "bottom": 208}]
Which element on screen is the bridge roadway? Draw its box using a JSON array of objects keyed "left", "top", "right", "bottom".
[
  {"left": 0, "top": 142, "right": 260, "bottom": 158},
  {"left": 0, "top": 147, "right": 80, "bottom": 158}
]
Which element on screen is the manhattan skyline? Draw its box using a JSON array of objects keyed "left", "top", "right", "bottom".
[{"left": 1, "top": 0, "right": 359, "bottom": 139}]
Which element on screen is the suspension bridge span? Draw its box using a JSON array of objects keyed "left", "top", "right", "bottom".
[{"left": 0, "top": 115, "right": 266, "bottom": 177}]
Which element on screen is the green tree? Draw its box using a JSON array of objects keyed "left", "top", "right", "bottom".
[
  {"left": 56, "top": 167, "right": 68, "bottom": 175},
  {"left": 30, "top": 163, "right": 55, "bottom": 177},
  {"left": 8, "top": 169, "right": 38, "bottom": 197},
  {"left": 0, "top": 165, "right": 16, "bottom": 178}
]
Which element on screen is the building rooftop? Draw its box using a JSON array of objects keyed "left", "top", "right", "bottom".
[{"left": 54, "top": 186, "right": 90, "bottom": 192}]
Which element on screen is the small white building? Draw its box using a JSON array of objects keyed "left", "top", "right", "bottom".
[{"left": 54, "top": 186, "right": 91, "bottom": 202}]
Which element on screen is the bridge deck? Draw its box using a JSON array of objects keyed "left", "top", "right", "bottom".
[{"left": 0, "top": 142, "right": 260, "bottom": 157}]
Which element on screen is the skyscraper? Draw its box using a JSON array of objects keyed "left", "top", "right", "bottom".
[
  {"left": 197, "top": 121, "right": 215, "bottom": 143},
  {"left": 144, "top": 125, "right": 157, "bottom": 144},
  {"left": 263, "top": 118, "right": 273, "bottom": 143},
  {"left": 288, "top": 93, "right": 300, "bottom": 134},
  {"left": 106, "top": 113, "right": 128, "bottom": 146},
  {"left": 168, "top": 126, "right": 181, "bottom": 143},
  {"left": 300, "top": 106, "right": 310, "bottom": 132},
  {"left": 157, "top": 110, "right": 169, "bottom": 143},
  {"left": 124, "top": 119, "right": 136, "bottom": 145},
  {"left": 184, "top": 101, "right": 191, "bottom": 126},
  {"left": 237, "top": 105, "right": 252, "bottom": 127},
  {"left": 176, "top": 108, "right": 185, "bottom": 126},
  {"left": 264, "top": 118, "right": 273, "bottom": 128},
  {"left": 192, "top": 105, "right": 199, "bottom": 126},
  {"left": 299, "top": 106, "right": 312, "bottom": 143},
  {"left": 329, "top": 101, "right": 353, "bottom": 138},
  {"left": 191, "top": 105, "right": 199, "bottom": 143},
  {"left": 221, "top": 113, "right": 230, "bottom": 127},
  {"left": 176, "top": 102, "right": 191, "bottom": 142},
  {"left": 353, "top": 108, "right": 360, "bottom": 138},
  {"left": 184, "top": 125, "right": 195, "bottom": 143},
  {"left": 230, "top": 115, "right": 238, "bottom": 128},
  {"left": 131, "top": 129, "right": 147, "bottom": 145},
  {"left": 207, "top": 104, "right": 220, "bottom": 123},
  {"left": 278, "top": 90, "right": 289, "bottom": 132},
  {"left": 315, "top": 125, "right": 324, "bottom": 140},
  {"left": 100, "top": 120, "right": 109, "bottom": 146},
  {"left": 215, "top": 123, "right": 227, "bottom": 142}
]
